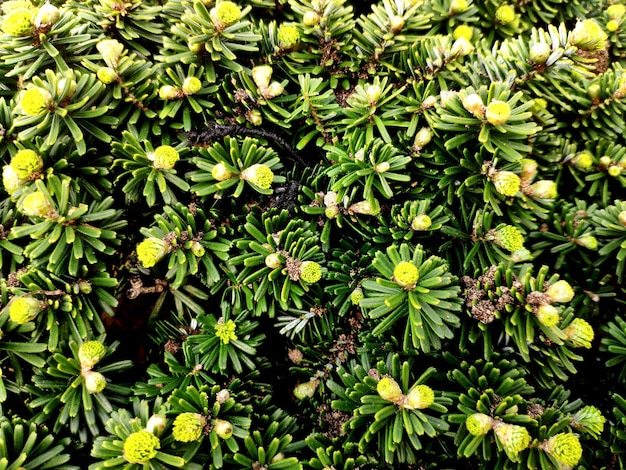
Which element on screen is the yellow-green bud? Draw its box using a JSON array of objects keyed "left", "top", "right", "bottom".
[
  {"left": 520, "top": 158, "right": 538, "bottom": 181},
  {"left": 211, "top": 162, "right": 235, "bottom": 181},
  {"left": 182, "top": 76, "right": 202, "bottom": 95},
  {"left": 462, "top": 93, "right": 485, "bottom": 117},
  {"left": 265, "top": 253, "right": 282, "bottom": 269},
  {"left": 299, "top": 260, "right": 323, "bottom": 283},
  {"left": 366, "top": 84, "right": 382, "bottom": 104},
  {"left": 136, "top": 237, "right": 170, "bottom": 268},
  {"left": 293, "top": 380, "right": 319, "bottom": 400},
  {"left": 563, "top": 318, "right": 594, "bottom": 348},
  {"left": 572, "top": 405, "right": 606, "bottom": 435},
  {"left": 264, "top": 81, "right": 284, "bottom": 99},
  {"left": 79, "top": 340, "right": 107, "bottom": 369},
  {"left": 241, "top": 164, "right": 274, "bottom": 189},
  {"left": 374, "top": 161, "right": 390, "bottom": 173},
  {"left": 453, "top": 24, "right": 473, "bottom": 41},
  {"left": 190, "top": 241, "right": 205, "bottom": 257},
  {"left": 570, "top": 19, "right": 608, "bottom": 51},
  {"left": 492, "top": 225, "right": 524, "bottom": 253},
  {"left": 466, "top": 413, "right": 493, "bottom": 436},
  {"left": 618, "top": 210, "right": 626, "bottom": 227},
  {"left": 151, "top": 145, "right": 180, "bottom": 170},
  {"left": 599, "top": 155, "right": 612, "bottom": 168},
  {"left": 324, "top": 205, "right": 339, "bottom": 219},
  {"left": 449, "top": 0, "right": 468, "bottom": 14},
  {"left": 123, "top": 430, "right": 160, "bottom": 464},
  {"left": 544, "top": 433, "right": 583, "bottom": 468},
  {"left": 20, "top": 88, "right": 52, "bottom": 116},
  {"left": 213, "top": 419, "right": 233, "bottom": 439},
  {"left": 83, "top": 370, "right": 107, "bottom": 393},
  {"left": 172, "top": 413, "right": 206, "bottom": 442},
  {"left": 210, "top": 1, "right": 241, "bottom": 29},
  {"left": 215, "top": 318, "right": 238, "bottom": 344},
  {"left": 248, "top": 109, "right": 263, "bottom": 126},
  {"left": 413, "top": 127, "right": 433, "bottom": 150},
  {"left": 536, "top": 304, "right": 560, "bottom": 327},
  {"left": 277, "top": 24, "right": 300, "bottom": 48},
  {"left": 9, "top": 296, "right": 44, "bottom": 324},
  {"left": 2, "top": 8, "right": 34, "bottom": 36},
  {"left": 393, "top": 261, "right": 419, "bottom": 289},
  {"left": 34, "top": 2, "right": 60, "bottom": 29},
  {"left": 2, "top": 165, "right": 21, "bottom": 195},
  {"left": 510, "top": 247, "right": 533, "bottom": 262},
  {"left": 527, "top": 180, "right": 558, "bottom": 199},
  {"left": 530, "top": 42, "right": 552, "bottom": 64},
  {"left": 350, "top": 287, "right": 364, "bottom": 305},
  {"left": 545, "top": 280, "right": 575, "bottom": 303},
  {"left": 303, "top": 11, "right": 320, "bottom": 26},
  {"left": 494, "top": 423, "right": 531, "bottom": 461},
  {"left": 495, "top": 5, "right": 516, "bottom": 25},
  {"left": 608, "top": 4, "right": 626, "bottom": 20},
  {"left": 576, "top": 235, "right": 598, "bottom": 250},
  {"left": 10, "top": 149, "right": 42, "bottom": 179},
  {"left": 97, "top": 67, "right": 118, "bottom": 84},
  {"left": 96, "top": 39, "right": 124, "bottom": 68},
  {"left": 485, "top": 100, "right": 512, "bottom": 126},
  {"left": 349, "top": 199, "right": 380, "bottom": 216},
  {"left": 451, "top": 37, "right": 474, "bottom": 56},
  {"left": 411, "top": 214, "right": 432, "bottom": 231},
  {"left": 159, "top": 85, "right": 182, "bottom": 100},
  {"left": 404, "top": 384, "right": 435, "bottom": 409},
  {"left": 377, "top": 377, "right": 403, "bottom": 402},
  {"left": 145, "top": 414, "right": 167, "bottom": 436},
  {"left": 20, "top": 191, "right": 53, "bottom": 217},
  {"left": 608, "top": 164, "right": 622, "bottom": 177},
  {"left": 492, "top": 171, "right": 521, "bottom": 197},
  {"left": 389, "top": 15, "right": 404, "bottom": 33},
  {"left": 572, "top": 151, "right": 594, "bottom": 170},
  {"left": 607, "top": 19, "right": 620, "bottom": 32},
  {"left": 588, "top": 84, "right": 602, "bottom": 100}
]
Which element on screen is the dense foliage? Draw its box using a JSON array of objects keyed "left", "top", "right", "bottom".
[{"left": 1, "top": 0, "right": 626, "bottom": 468}]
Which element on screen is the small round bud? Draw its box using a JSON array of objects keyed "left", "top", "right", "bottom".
[
  {"left": 366, "top": 84, "right": 382, "bottom": 104},
  {"left": 96, "top": 39, "right": 124, "bottom": 68},
  {"left": 608, "top": 164, "right": 622, "bottom": 177},
  {"left": 210, "top": 1, "right": 241, "bottom": 29},
  {"left": 252, "top": 65, "right": 273, "bottom": 90},
  {"left": 172, "top": 413, "right": 206, "bottom": 442},
  {"left": 19, "top": 191, "right": 54, "bottom": 217},
  {"left": 293, "top": 380, "right": 319, "bottom": 400},
  {"left": 159, "top": 85, "right": 182, "bottom": 100},
  {"left": 536, "top": 304, "right": 560, "bottom": 327},
  {"left": 421, "top": 96, "right": 438, "bottom": 109},
  {"left": 145, "top": 414, "right": 167, "bottom": 436},
  {"left": 97, "top": 67, "right": 118, "bottom": 84},
  {"left": 451, "top": 37, "right": 474, "bottom": 56},
  {"left": 495, "top": 5, "right": 516, "bottom": 25},
  {"left": 608, "top": 4, "right": 626, "bottom": 20},
  {"left": 411, "top": 214, "right": 432, "bottom": 231},
  {"left": 520, "top": 158, "right": 538, "bottom": 181},
  {"left": 544, "top": 433, "right": 583, "bottom": 468},
  {"left": 404, "top": 384, "right": 435, "bottom": 409},
  {"left": 618, "top": 210, "right": 626, "bottom": 227},
  {"left": 377, "top": 377, "right": 403, "bottom": 402},
  {"left": 215, "top": 389, "right": 230, "bottom": 403},
  {"left": 563, "top": 318, "right": 594, "bottom": 348},
  {"left": 462, "top": 93, "right": 485, "bottom": 117},
  {"left": 324, "top": 205, "right": 339, "bottom": 219},
  {"left": 466, "top": 413, "right": 494, "bottom": 436},
  {"left": 2, "top": 8, "right": 34, "bottom": 36},
  {"left": 607, "top": 20, "right": 620, "bottom": 32},
  {"left": 240, "top": 163, "right": 274, "bottom": 189},
  {"left": 449, "top": 0, "right": 468, "bottom": 14},
  {"left": 190, "top": 241, "right": 205, "bottom": 257},
  {"left": 393, "top": 261, "right": 419, "bottom": 289},
  {"left": 299, "top": 261, "right": 323, "bottom": 283},
  {"left": 349, "top": 199, "right": 380, "bottom": 216},
  {"left": 350, "top": 287, "right": 364, "bottom": 305},
  {"left": 79, "top": 340, "right": 107, "bottom": 369},
  {"left": 492, "top": 171, "right": 521, "bottom": 197},
  {"left": 374, "top": 161, "right": 390, "bottom": 173},
  {"left": 545, "top": 280, "right": 575, "bottom": 303},
  {"left": 572, "top": 151, "right": 594, "bottom": 170},
  {"left": 576, "top": 235, "right": 598, "bottom": 250},
  {"left": 389, "top": 15, "right": 404, "bottom": 33},
  {"left": 264, "top": 81, "right": 284, "bottom": 99},
  {"left": 265, "top": 253, "right": 282, "bottom": 269},
  {"left": 211, "top": 162, "right": 235, "bottom": 181},
  {"left": 136, "top": 237, "right": 170, "bottom": 268},
  {"left": 83, "top": 371, "right": 107, "bottom": 393},
  {"left": 527, "top": 180, "right": 558, "bottom": 199},
  {"left": 10, "top": 149, "right": 43, "bottom": 179},
  {"left": 123, "top": 430, "right": 161, "bottom": 464},
  {"left": 493, "top": 423, "right": 531, "bottom": 460},
  {"left": 3, "top": 165, "right": 21, "bottom": 195},
  {"left": 20, "top": 88, "right": 52, "bottom": 116},
  {"left": 588, "top": 84, "right": 601, "bottom": 100},
  {"left": 529, "top": 42, "right": 552, "bottom": 64},
  {"left": 485, "top": 100, "right": 512, "bottom": 126},
  {"left": 34, "top": 2, "right": 60, "bottom": 29},
  {"left": 151, "top": 145, "right": 179, "bottom": 170},
  {"left": 599, "top": 155, "right": 612, "bottom": 168},
  {"left": 9, "top": 296, "right": 44, "bottom": 324},
  {"left": 413, "top": 127, "right": 433, "bottom": 150},
  {"left": 247, "top": 109, "right": 263, "bottom": 126},
  {"left": 453, "top": 24, "right": 473, "bottom": 41},
  {"left": 182, "top": 76, "right": 202, "bottom": 95},
  {"left": 277, "top": 24, "right": 300, "bottom": 48},
  {"left": 303, "top": 11, "right": 320, "bottom": 26},
  {"left": 213, "top": 419, "right": 234, "bottom": 439}
]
